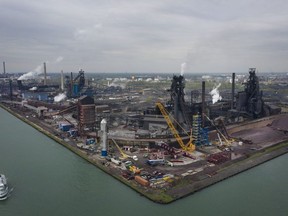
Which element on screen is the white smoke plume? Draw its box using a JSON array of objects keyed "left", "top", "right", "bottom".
[
  {"left": 108, "top": 78, "right": 126, "bottom": 89},
  {"left": 181, "top": 62, "right": 187, "bottom": 76},
  {"left": 209, "top": 83, "right": 222, "bottom": 104},
  {"left": 18, "top": 64, "right": 43, "bottom": 80},
  {"left": 18, "top": 56, "right": 64, "bottom": 81},
  {"left": 43, "top": 56, "right": 64, "bottom": 64},
  {"left": 55, "top": 56, "right": 64, "bottom": 63},
  {"left": 29, "top": 87, "right": 37, "bottom": 91},
  {"left": 54, "top": 93, "right": 67, "bottom": 102}
]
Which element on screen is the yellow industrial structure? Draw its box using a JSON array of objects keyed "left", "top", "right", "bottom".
[{"left": 156, "top": 102, "right": 195, "bottom": 152}]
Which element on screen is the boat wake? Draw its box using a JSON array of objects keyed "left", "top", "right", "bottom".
[
  {"left": 7, "top": 187, "right": 14, "bottom": 198},
  {"left": 0, "top": 187, "right": 13, "bottom": 201}
]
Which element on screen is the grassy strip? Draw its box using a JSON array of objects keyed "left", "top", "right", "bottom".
[
  {"left": 217, "top": 141, "right": 288, "bottom": 173},
  {"left": 146, "top": 191, "right": 174, "bottom": 204}
]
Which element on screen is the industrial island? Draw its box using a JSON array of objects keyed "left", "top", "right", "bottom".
[{"left": 1, "top": 63, "right": 288, "bottom": 203}]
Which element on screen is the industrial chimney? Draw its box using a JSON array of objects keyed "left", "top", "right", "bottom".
[
  {"left": 43, "top": 62, "right": 47, "bottom": 85},
  {"left": 9, "top": 79, "right": 12, "bottom": 100},
  {"left": 202, "top": 81, "right": 205, "bottom": 127},
  {"left": 101, "top": 119, "right": 108, "bottom": 157},
  {"left": 61, "top": 70, "right": 64, "bottom": 91},
  {"left": 3, "top": 61, "right": 6, "bottom": 74},
  {"left": 231, "top": 73, "right": 235, "bottom": 109}
]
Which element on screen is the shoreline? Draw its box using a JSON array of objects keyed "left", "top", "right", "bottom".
[
  {"left": 166, "top": 141, "right": 288, "bottom": 202},
  {"left": 1, "top": 103, "right": 288, "bottom": 204}
]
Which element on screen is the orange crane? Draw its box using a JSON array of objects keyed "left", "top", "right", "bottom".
[{"left": 156, "top": 102, "right": 195, "bottom": 152}]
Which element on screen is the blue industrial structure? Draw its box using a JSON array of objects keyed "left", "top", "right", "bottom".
[{"left": 192, "top": 114, "right": 210, "bottom": 146}]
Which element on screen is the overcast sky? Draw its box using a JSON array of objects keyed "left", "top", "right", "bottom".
[{"left": 1, "top": 0, "right": 288, "bottom": 74}]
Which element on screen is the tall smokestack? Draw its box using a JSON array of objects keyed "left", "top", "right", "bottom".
[
  {"left": 61, "top": 70, "right": 64, "bottom": 91},
  {"left": 43, "top": 62, "right": 47, "bottom": 85},
  {"left": 101, "top": 119, "right": 108, "bottom": 156},
  {"left": 3, "top": 61, "right": 6, "bottom": 74},
  {"left": 9, "top": 79, "right": 13, "bottom": 100},
  {"left": 231, "top": 73, "right": 235, "bottom": 109},
  {"left": 202, "top": 81, "right": 205, "bottom": 127},
  {"left": 70, "top": 72, "right": 73, "bottom": 96}
]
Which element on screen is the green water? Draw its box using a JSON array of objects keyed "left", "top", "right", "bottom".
[{"left": 0, "top": 107, "right": 288, "bottom": 216}]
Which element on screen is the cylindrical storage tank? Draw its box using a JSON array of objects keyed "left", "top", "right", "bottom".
[
  {"left": 73, "top": 84, "right": 79, "bottom": 96},
  {"left": 101, "top": 119, "right": 108, "bottom": 156}
]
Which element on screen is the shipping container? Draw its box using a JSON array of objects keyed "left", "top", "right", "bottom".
[
  {"left": 59, "top": 123, "right": 73, "bottom": 132},
  {"left": 134, "top": 175, "right": 149, "bottom": 187}
]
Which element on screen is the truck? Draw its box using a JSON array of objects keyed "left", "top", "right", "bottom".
[
  {"left": 146, "top": 159, "right": 165, "bottom": 166},
  {"left": 111, "top": 158, "right": 121, "bottom": 165}
]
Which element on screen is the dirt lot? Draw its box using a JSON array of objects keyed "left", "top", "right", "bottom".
[{"left": 231, "top": 115, "right": 288, "bottom": 148}]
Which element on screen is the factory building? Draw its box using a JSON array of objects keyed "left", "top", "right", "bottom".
[
  {"left": 235, "top": 68, "right": 281, "bottom": 118},
  {"left": 77, "top": 96, "right": 96, "bottom": 134}
]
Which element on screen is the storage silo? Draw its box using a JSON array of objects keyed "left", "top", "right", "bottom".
[{"left": 101, "top": 119, "right": 108, "bottom": 156}]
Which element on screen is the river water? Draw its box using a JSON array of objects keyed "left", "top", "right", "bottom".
[{"left": 0, "top": 107, "right": 288, "bottom": 216}]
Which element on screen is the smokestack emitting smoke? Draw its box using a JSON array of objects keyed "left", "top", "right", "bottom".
[
  {"left": 44, "top": 62, "right": 47, "bottom": 85},
  {"left": 209, "top": 83, "right": 222, "bottom": 104},
  {"left": 18, "top": 64, "right": 43, "bottom": 80},
  {"left": 3, "top": 61, "right": 6, "bottom": 74},
  {"left": 17, "top": 56, "right": 64, "bottom": 81},
  {"left": 181, "top": 62, "right": 186, "bottom": 76}
]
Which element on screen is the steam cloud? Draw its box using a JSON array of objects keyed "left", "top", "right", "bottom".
[
  {"left": 209, "top": 83, "right": 222, "bottom": 104},
  {"left": 54, "top": 93, "right": 67, "bottom": 102},
  {"left": 55, "top": 56, "right": 64, "bottom": 63},
  {"left": 29, "top": 87, "right": 37, "bottom": 91},
  {"left": 18, "top": 56, "right": 64, "bottom": 81},
  {"left": 18, "top": 64, "right": 43, "bottom": 80},
  {"left": 108, "top": 78, "right": 126, "bottom": 89},
  {"left": 181, "top": 62, "right": 186, "bottom": 76}
]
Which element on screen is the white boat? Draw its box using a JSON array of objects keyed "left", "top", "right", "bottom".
[{"left": 0, "top": 174, "right": 9, "bottom": 200}]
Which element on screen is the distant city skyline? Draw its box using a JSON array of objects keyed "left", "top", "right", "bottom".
[{"left": 1, "top": 0, "right": 288, "bottom": 74}]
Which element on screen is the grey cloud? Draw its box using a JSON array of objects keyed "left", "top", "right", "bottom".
[{"left": 1, "top": 0, "right": 288, "bottom": 73}]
